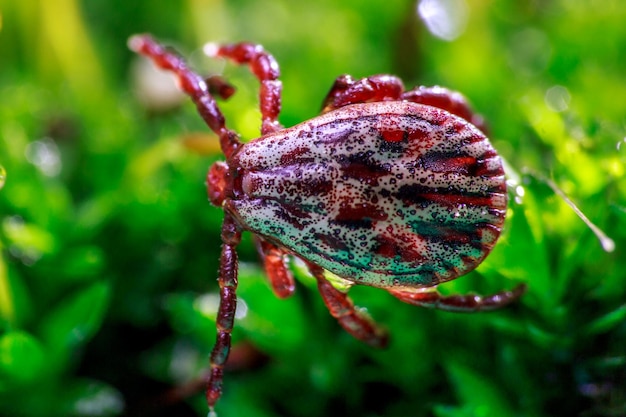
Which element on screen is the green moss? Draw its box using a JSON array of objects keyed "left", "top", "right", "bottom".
[{"left": 1, "top": 1, "right": 625, "bottom": 416}]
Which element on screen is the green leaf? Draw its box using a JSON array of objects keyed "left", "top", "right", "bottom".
[
  {"left": 444, "top": 361, "right": 516, "bottom": 417},
  {"left": 0, "top": 249, "right": 16, "bottom": 326},
  {"left": 485, "top": 190, "right": 553, "bottom": 314},
  {"left": 237, "top": 264, "right": 307, "bottom": 355},
  {"left": 0, "top": 331, "right": 45, "bottom": 387},
  {"left": 582, "top": 304, "right": 626, "bottom": 336},
  {"left": 163, "top": 291, "right": 216, "bottom": 348},
  {"left": 41, "top": 245, "right": 105, "bottom": 283},
  {"left": 2, "top": 217, "right": 56, "bottom": 257},
  {"left": 39, "top": 282, "right": 110, "bottom": 368},
  {"left": 0, "top": 256, "right": 34, "bottom": 329}
]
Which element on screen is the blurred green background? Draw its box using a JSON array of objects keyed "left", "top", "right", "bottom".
[{"left": 1, "top": 0, "right": 625, "bottom": 416}]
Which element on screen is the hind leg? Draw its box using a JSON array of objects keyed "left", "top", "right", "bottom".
[{"left": 388, "top": 284, "right": 526, "bottom": 312}]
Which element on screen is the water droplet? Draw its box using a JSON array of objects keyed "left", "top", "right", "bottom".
[
  {"left": 0, "top": 165, "right": 6, "bottom": 189},
  {"left": 599, "top": 235, "right": 616, "bottom": 253},
  {"left": 417, "top": 0, "right": 468, "bottom": 41},
  {"left": 545, "top": 85, "right": 571, "bottom": 112},
  {"left": 25, "top": 138, "right": 61, "bottom": 177}
]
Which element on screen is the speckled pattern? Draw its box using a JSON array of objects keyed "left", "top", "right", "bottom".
[
  {"left": 226, "top": 101, "right": 507, "bottom": 289},
  {"left": 129, "top": 35, "right": 523, "bottom": 412}
]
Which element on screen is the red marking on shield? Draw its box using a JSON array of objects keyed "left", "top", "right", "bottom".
[
  {"left": 422, "top": 152, "right": 477, "bottom": 175},
  {"left": 336, "top": 202, "right": 388, "bottom": 223},
  {"left": 407, "top": 127, "right": 430, "bottom": 142},
  {"left": 341, "top": 163, "right": 389, "bottom": 187},
  {"left": 279, "top": 146, "right": 313, "bottom": 165},
  {"left": 315, "top": 232, "right": 350, "bottom": 252},
  {"left": 422, "top": 193, "right": 497, "bottom": 210},
  {"left": 374, "top": 232, "right": 425, "bottom": 264},
  {"left": 380, "top": 129, "right": 404, "bottom": 142}
]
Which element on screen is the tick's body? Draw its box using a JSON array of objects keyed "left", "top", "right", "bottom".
[
  {"left": 129, "top": 35, "right": 524, "bottom": 414},
  {"left": 226, "top": 102, "right": 506, "bottom": 288}
]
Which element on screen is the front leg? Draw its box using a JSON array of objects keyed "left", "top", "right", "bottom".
[
  {"left": 206, "top": 214, "right": 242, "bottom": 410},
  {"left": 128, "top": 35, "right": 243, "bottom": 159},
  {"left": 205, "top": 42, "right": 283, "bottom": 135},
  {"left": 388, "top": 284, "right": 526, "bottom": 312}
]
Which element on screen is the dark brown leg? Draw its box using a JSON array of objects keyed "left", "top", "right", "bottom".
[
  {"left": 401, "top": 86, "right": 488, "bottom": 134},
  {"left": 205, "top": 42, "right": 283, "bottom": 135},
  {"left": 255, "top": 238, "right": 295, "bottom": 299},
  {"left": 128, "top": 35, "right": 243, "bottom": 159},
  {"left": 206, "top": 214, "right": 242, "bottom": 411},
  {"left": 308, "top": 263, "right": 388, "bottom": 348},
  {"left": 321, "top": 74, "right": 405, "bottom": 113},
  {"left": 388, "top": 284, "right": 526, "bottom": 312}
]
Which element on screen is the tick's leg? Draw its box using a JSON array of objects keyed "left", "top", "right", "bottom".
[
  {"left": 128, "top": 35, "right": 242, "bottom": 159},
  {"left": 255, "top": 238, "right": 296, "bottom": 299},
  {"left": 205, "top": 42, "right": 283, "bottom": 135},
  {"left": 205, "top": 75, "right": 236, "bottom": 100},
  {"left": 401, "top": 86, "right": 488, "bottom": 134},
  {"left": 321, "top": 74, "right": 405, "bottom": 113},
  {"left": 308, "top": 263, "right": 388, "bottom": 348},
  {"left": 388, "top": 283, "right": 526, "bottom": 312},
  {"left": 206, "top": 214, "right": 242, "bottom": 410}
]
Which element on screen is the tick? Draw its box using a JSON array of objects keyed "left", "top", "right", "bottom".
[{"left": 128, "top": 35, "right": 525, "bottom": 413}]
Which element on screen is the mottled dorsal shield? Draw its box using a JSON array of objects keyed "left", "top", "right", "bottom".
[{"left": 228, "top": 101, "right": 507, "bottom": 289}]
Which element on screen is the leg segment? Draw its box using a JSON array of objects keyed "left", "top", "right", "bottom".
[
  {"left": 319, "top": 73, "right": 488, "bottom": 135},
  {"left": 206, "top": 214, "right": 242, "bottom": 410},
  {"left": 321, "top": 74, "right": 404, "bottom": 113},
  {"left": 255, "top": 238, "right": 296, "bottom": 299},
  {"left": 388, "top": 283, "right": 526, "bottom": 312},
  {"left": 206, "top": 75, "right": 236, "bottom": 100},
  {"left": 308, "top": 263, "right": 388, "bottom": 348},
  {"left": 401, "top": 86, "right": 488, "bottom": 134},
  {"left": 205, "top": 42, "right": 283, "bottom": 135},
  {"left": 129, "top": 35, "right": 242, "bottom": 159}
]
